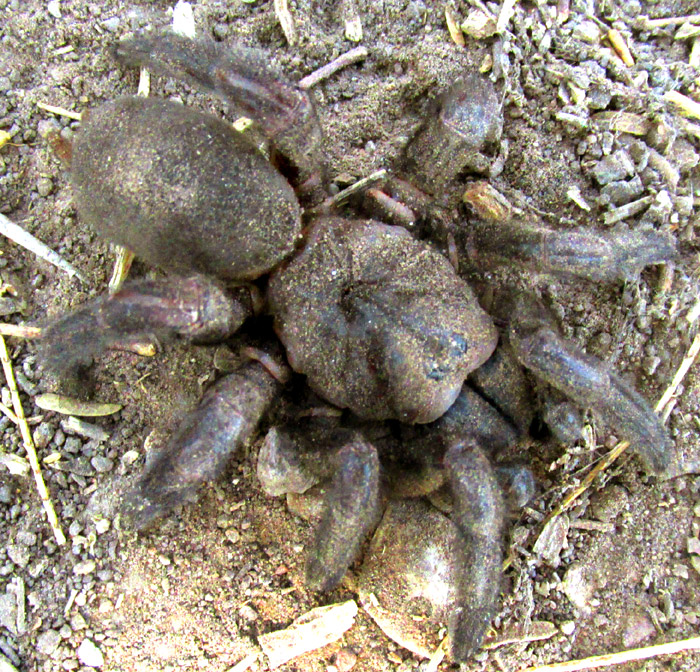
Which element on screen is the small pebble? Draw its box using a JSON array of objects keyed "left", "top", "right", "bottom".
[
  {"left": 7, "top": 545, "right": 30, "bottom": 568},
  {"left": 90, "top": 457, "right": 114, "bottom": 473},
  {"left": 36, "top": 629, "right": 61, "bottom": 656},
  {"left": 334, "top": 647, "right": 357, "bottom": 672},
  {"left": 77, "top": 638, "right": 104, "bottom": 668},
  {"left": 73, "top": 560, "right": 96, "bottom": 576},
  {"left": 32, "top": 423, "right": 54, "bottom": 450},
  {"left": 560, "top": 621, "right": 576, "bottom": 635},
  {"left": 687, "top": 537, "right": 700, "bottom": 556},
  {"left": 36, "top": 177, "right": 53, "bottom": 197}
]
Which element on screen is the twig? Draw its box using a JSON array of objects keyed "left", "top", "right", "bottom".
[
  {"left": 664, "top": 90, "right": 700, "bottom": 121},
  {"left": 638, "top": 14, "right": 700, "bottom": 29},
  {"left": 0, "top": 214, "right": 86, "bottom": 282},
  {"left": 299, "top": 46, "right": 369, "bottom": 90},
  {"left": 496, "top": 0, "right": 518, "bottom": 34},
  {"left": 307, "top": 169, "right": 387, "bottom": 216},
  {"left": 36, "top": 102, "right": 82, "bottom": 121},
  {"left": 519, "top": 635, "right": 700, "bottom": 672},
  {"left": 0, "top": 402, "right": 18, "bottom": 424},
  {"left": 108, "top": 245, "right": 135, "bottom": 293},
  {"left": 274, "top": 0, "right": 297, "bottom": 45},
  {"left": 0, "top": 324, "right": 42, "bottom": 339},
  {"left": 655, "top": 332, "right": 700, "bottom": 414},
  {"left": 425, "top": 637, "right": 448, "bottom": 672},
  {"left": 0, "top": 336, "right": 66, "bottom": 545},
  {"left": 540, "top": 441, "right": 630, "bottom": 528},
  {"left": 229, "top": 652, "right": 260, "bottom": 672}
]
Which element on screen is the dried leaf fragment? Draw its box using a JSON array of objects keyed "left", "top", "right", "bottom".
[
  {"left": 0, "top": 452, "right": 30, "bottom": 476},
  {"left": 664, "top": 90, "right": 700, "bottom": 120},
  {"left": 592, "top": 111, "right": 651, "bottom": 136},
  {"left": 462, "top": 181, "right": 513, "bottom": 220},
  {"left": 35, "top": 393, "right": 122, "bottom": 417},
  {"left": 607, "top": 29, "right": 635, "bottom": 66},
  {"left": 445, "top": 6, "right": 465, "bottom": 47},
  {"left": 258, "top": 600, "right": 358, "bottom": 669},
  {"left": 675, "top": 22, "right": 700, "bottom": 40}
]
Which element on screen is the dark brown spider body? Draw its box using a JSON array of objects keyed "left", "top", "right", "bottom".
[
  {"left": 72, "top": 96, "right": 302, "bottom": 280},
  {"left": 42, "top": 31, "right": 678, "bottom": 663}
]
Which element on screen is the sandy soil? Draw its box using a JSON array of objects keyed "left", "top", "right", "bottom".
[{"left": 1, "top": 1, "right": 700, "bottom": 671}]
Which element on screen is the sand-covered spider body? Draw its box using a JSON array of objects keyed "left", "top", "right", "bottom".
[{"left": 43, "top": 31, "right": 677, "bottom": 661}]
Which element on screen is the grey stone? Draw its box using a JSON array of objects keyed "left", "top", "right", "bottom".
[
  {"left": 590, "top": 485, "right": 629, "bottom": 522},
  {"left": 6, "top": 545, "right": 29, "bottom": 568},
  {"left": 0, "top": 593, "right": 16, "bottom": 635},
  {"left": 15, "top": 531, "right": 36, "bottom": 547},
  {"left": 90, "top": 457, "right": 113, "bottom": 473},
  {"left": 590, "top": 150, "right": 635, "bottom": 185},
  {"left": 36, "top": 629, "right": 61, "bottom": 656},
  {"left": 32, "top": 423, "right": 54, "bottom": 450},
  {"left": 36, "top": 178, "right": 53, "bottom": 197},
  {"left": 73, "top": 560, "right": 96, "bottom": 576},
  {"left": 600, "top": 175, "right": 644, "bottom": 205},
  {"left": 257, "top": 428, "right": 319, "bottom": 496}
]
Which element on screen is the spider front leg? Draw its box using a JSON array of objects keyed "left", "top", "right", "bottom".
[
  {"left": 112, "top": 31, "right": 325, "bottom": 193},
  {"left": 509, "top": 297, "right": 673, "bottom": 473},
  {"left": 258, "top": 426, "right": 381, "bottom": 590},
  {"left": 41, "top": 275, "right": 252, "bottom": 381}
]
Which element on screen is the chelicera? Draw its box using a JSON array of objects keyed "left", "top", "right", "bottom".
[{"left": 42, "top": 31, "right": 677, "bottom": 662}]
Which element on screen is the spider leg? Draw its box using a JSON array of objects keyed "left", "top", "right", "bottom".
[
  {"left": 112, "top": 32, "right": 324, "bottom": 192},
  {"left": 41, "top": 275, "right": 251, "bottom": 381},
  {"left": 122, "top": 360, "right": 281, "bottom": 529},
  {"left": 509, "top": 297, "right": 673, "bottom": 474},
  {"left": 464, "top": 218, "right": 677, "bottom": 283},
  {"left": 444, "top": 439, "right": 505, "bottom": 662},
  {"left": 305, "top": 436, "right": 380, "bottom": 591}
]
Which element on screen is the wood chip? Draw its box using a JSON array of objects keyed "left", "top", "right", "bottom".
[
  {"left": 496, "top": 0, "right": 518, "bottom": 34},
  {"left": 592, "top": 111, "right": 651, "bottom": 135},
  {"left": 664, "top": 90, "right": 700, "bottom": 120},
  {"left": 484, "top": 621, "right": 558, "bottom": 649},
  {"left": 602, "top": 196, "right": 652, "bottom": 225},
  {"left": 258, "top": 600, "right": 358, "bottom": 669},
  {"left": 342, "top": 0, "right": 363, "bottom": 42},
  {"left": 607, "top": 29, "right": 634, "bottom": 66},
  {"left": 462, "top": 181, "right": 513, "bottom": 220},
  {"left": 533, "top": 514, "right": 570, "bottom": 566},
  {"left": 445, "top": 6, "right": 465, "bottom": 47},
  {"left": 274, "top": 0, "right": 297, "bottom": 46},
  {"left": 34, "top": 393, "right": 122, "bottom": 417}
]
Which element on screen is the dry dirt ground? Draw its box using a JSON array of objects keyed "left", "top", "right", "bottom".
[{"left": 1, "top": 1, "right": 700, "bottom": 671}]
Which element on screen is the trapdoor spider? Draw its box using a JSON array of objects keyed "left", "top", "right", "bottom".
[{"left": 42, "top": 32, "right": 677, "bottom": 661}]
